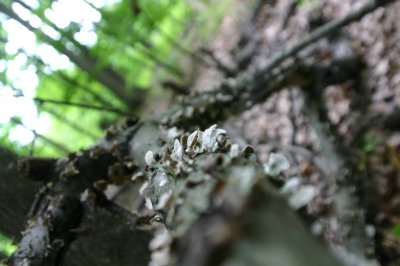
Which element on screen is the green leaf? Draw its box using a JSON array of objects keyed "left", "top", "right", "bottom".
[
  {"left": 0, "top": 232, "right": 17, "bottom": 257},
  {"left": 392, "top": 224, "right": 400, "bottom": 240},
  {"left": 363, "top": 133, "right": 381, "bottom": 153}
]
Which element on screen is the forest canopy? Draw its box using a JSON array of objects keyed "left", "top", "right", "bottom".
[{"left": 0, "top": 0, "right": 232, "bottom": 156}]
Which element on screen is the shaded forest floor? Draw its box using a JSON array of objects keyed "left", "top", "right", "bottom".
[{"left": 183, "top": 0, "right": 400, "bottom": 264}]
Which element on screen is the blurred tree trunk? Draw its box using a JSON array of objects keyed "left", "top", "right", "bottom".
[{"left": 0, "top": 147, "right": 39, "bottom": 239}]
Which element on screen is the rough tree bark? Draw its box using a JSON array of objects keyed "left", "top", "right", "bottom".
[
  {"left": 2, "top": 0, "right": 397, "bottom": 265},
  {"left": 0, "top": 148, "right": 39, "bottom": 239}
]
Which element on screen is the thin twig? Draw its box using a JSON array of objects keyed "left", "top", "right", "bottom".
[
  {"left": 43, "top": 107, "right": 98, "bottom": 140},
  {"left": 10, "top": 117, "right": 70, "bottom": 154},
  {"left": 141, "top": 8, "right": 213, "bottom": 68},
  {"left": 255, "top": 0, "right": 389, "bottom": 77},
  {"left": 282, "top": 0, "right": 299, "bottom": 28},
  {"left": 29, "top": 97, "right": 131, "bottom": 116}
]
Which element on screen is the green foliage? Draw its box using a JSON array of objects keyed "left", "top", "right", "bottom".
[
  {"left": 295, "top": 0, "right": 314, "bottom": 5},
  {"left": 0, "top": 232, "right": 17, "bottom": 257},
  {"left": 363, "top": 133, "right": 381, "bottom": 153},
  {"left": 0, "top": 0, "right": 232, "bottom": 157},
  {"left": 392, "top": 224, "right": 400, "bottom": 240}
]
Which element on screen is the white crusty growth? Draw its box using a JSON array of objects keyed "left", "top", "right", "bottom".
[
  {"left": 186, "top": 130, "right": 199, "bottom": 151},
  {"left": 171, "top": 139, "right": 183, "bottom": 161},
  {"left": 201, "top": 124, "right": 226, "bottom": 152},
  {"left": 263, "top": 152, "right": 290, "bottom": 177},
  {"left": 145, "top": 150, "right": 155, "bottom": 166},
  {"left": 186, "top": 130, "right": 203, "bottom": 154},
  {"left": 229, "top": 143, "right": 240, "bottom": 158}
]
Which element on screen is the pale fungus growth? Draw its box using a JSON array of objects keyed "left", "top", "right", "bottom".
[
  {"left": 212, "top": 132, "right": 227, "bottom": 152},
  {"left": 288, "top": 185, "right": 317, "bottom": 209},
  {"left": 186, "top": 130, "right": 199, "bottom": 151},
  {"left": 156, "top": 172, "right": 169, "bottom": 187},
  {"left": 154, "top": 190, "right": 173, "bottom": 210},
  {"left": 311, "top": 221, "right": 324, "bottom": 236},
  {"left": 263, "top": 152, "right": 290, "bottom": 177},
  {"left": 139, "top": 181, "right": 149, "bottom": 196},
  {"left": 149, "top": 246, "right": 171, "bottom": 266},
  {"left": 280, "top": 177, "right": 318, "bottom": 209},
  {"left": 185, "top": 106, "right": 194, "bottom": 117},
  {"left": 145, "top": 150, "right": 155, "bottom": 166},
  {"left": 145, "top": 197, "right": 154, "bottom": 210},
  {"left": 131, "top": 171, "right": 145, "bottom": 181},
  {"left": 159, "top": 178, "right": 168, "bottom": 187},
  {"left": 201, "top": 124, "right": 227, "bottom": 152},
  {"left": 280, "top": 177, "right": 301, "bottom": 195},
  {"left": 59, "top": 159, "right": 80, "bottom": 180},
  {"left": 167, "top": 127, "right": 181, "bottom": 140},
  {"left": 229, "top": 143, "right": 240, "bottom": 158},
  {"left": 104, "top": 184, "right": 121, "bottom": 200},
  {"left": 365, "top": 225, "right": 376, "bottom": 238},
  {"left": 149, "top": 228, "right": 172, "bottom": 251},
  {"left": 186, "top": 130, "right": 204, "bottom": 154},
  {"left": 80, "top": 189, "right": 91, "bottom": 202},
  {"left": 171, "top": 139, "right": 183, "bottom": 161},
  {"left": 145, "top": 124, "right": 240, "bottom": 237},
  {"left": 215, "top": 93, "right": 233, "bottom": 102},
  {"left": 201, "top": 124, "right": 217, "bottom": 151}
]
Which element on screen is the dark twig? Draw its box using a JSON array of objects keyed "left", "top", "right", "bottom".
[
  {"left": 18, "top": 157, "right": 56, "bottom": 182},
  {"left": 282, "top": 0, "right": 299, "bottom": 28},
  {"left": 12, "top": 49, "right": 118, "bottom": 109},
  {"left": 255, "top": 0, "right": 389, "bottom": 77},
  {"left": 200, "top": 48, "right": 237, "bottom": 77},
  {"left": 43, "top": 107, "right": 98, "bottom": 140},
  {"left": 289, "top": 89, "right": 299, "bottom": 145},
  {"left": 29, "top": 97, "right": 131, "bottom": 116},
  {"left": 10, "top": 118, "right": 70, "bottom": 154},
  {"left": 141, "top": 8, "right": 213, "bottom": 68}
]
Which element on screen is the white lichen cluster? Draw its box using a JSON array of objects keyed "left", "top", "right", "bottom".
[
  {"left": 145, "top": 124, "right": 238, "bottom": 174},
  {"left": 143, "top": 124, "right": 249, "bottom": 266},
  {"left": 280, "top": 177, "right": 317, "bottom": 210},
  {"left": 263, "top": 152, "right": 290, "bottom": 177},
  {"left": 185, "top": 125, "right": 227, "bottom": 155},
  {"left": 141, "top": 125, "right": 236, "bottom": 211},
  {"left": 145, "top": 150, "right": 155, "bottom": 166}
]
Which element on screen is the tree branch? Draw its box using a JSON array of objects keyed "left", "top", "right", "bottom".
[
  {"left": 10, "top": 117, "right": 71, "bottom": 154},
  {"left": 160, "top": 0, "right": 394, "bottom": 129},
  {"left": 19, "top": 96, "right": 131, "bottom": 116},
  {"left": 254, "top": 0, "right": 390, "bottom": 77}
]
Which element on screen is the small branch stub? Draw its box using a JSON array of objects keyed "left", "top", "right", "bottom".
[{"left": 18, "top": 157, "right": 56, "bottom": 181}]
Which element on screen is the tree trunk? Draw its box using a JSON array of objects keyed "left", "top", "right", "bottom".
[{"left": 0, "top": 147, "right": 39, "bottom": 239}]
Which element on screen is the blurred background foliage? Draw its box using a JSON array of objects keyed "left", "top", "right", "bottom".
[
  {"left": 0, "top": 0, "right": 237, "bottom": 256},
  {"left": 0, "top": 232, "right": 16, "bottom": 262},
  {"left": 0, "top": 0, "right": 235, "bottom": 157}
]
